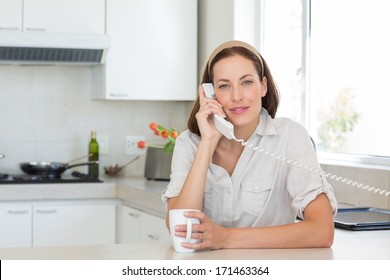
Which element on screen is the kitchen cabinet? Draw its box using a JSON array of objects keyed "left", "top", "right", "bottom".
[
  {"left": 117, "top": 205, "right": 170, "bottom": 244},
  {"left": 33, "top": 202, "right": 116, "bottom": 247},
  {"left": 0, "top": 0, "right": 105, "bottom": 35},
  {"left": 140, "top": 211, "right": 171, "bottom": 243},
  {"left": 0, "top": 203, "right": 32, "bottom": 248},
  {"left": 0, "top": 0, "right": 22, "bottom": 32},
  {"left": 0, "top": 199, "right": 116, "bottom": 248},
  {"left": 92, "top": 0, "right": 197, "bottom": 100}
]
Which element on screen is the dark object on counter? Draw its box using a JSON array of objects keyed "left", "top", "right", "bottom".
[
  {"left": 144, "top": 147, "right": 171, "bottom": 181},
  {"left": 88, "top": 130, "right": 99, "bottom": 177},
  {"left": 0, "top": 173, "right": 8, "bottom": 180},
  {"left": 19, "top": 161, "right": 98, "bottom": 178},
  {"left": 0, "top": 173, "right": 102, "bottom": 184},
  {"left": 71, "top": 171, "right": 94, "bottom": 179},
  {"left": 104, "top": 156, "right": 139, "bottom": 177},
  {"left": 334, "top": 207, "right": 390, "bottom": 231}
]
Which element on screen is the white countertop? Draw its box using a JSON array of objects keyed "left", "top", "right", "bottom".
[
  {"left": 0, "top": 176, "right": 389, "bottom": 260},
  {"left": 0, "top": 229, "right": 389, "bottom": 260},
  {"left": 0, "top": 176, "right": 168, "bottom": 216}
]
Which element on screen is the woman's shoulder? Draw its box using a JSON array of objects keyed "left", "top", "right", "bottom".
[
  {"left": 176, "top": 129, "right": 201, "bottom": 146},
  {"left": 273, "top": 116, "right": 308, "bottom": 135}
]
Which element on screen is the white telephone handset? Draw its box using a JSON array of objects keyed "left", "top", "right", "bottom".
[{"left": 202, "top": 83, "right": 235, "bottom": 139}]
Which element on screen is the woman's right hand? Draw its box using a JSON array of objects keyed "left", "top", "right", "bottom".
[{"left": 196, "top": 85, "right": 226, "bottom": 142}]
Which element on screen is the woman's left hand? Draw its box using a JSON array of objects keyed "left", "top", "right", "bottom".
[{"left": 174, "top": 211, "right": 229, "bottom": 250}]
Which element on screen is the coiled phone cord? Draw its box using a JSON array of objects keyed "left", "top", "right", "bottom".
[{"left": 232, "top": 135, "right": 390, "bottom": 197}]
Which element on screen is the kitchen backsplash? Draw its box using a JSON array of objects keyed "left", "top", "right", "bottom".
[
  {"left": 0, "top": 65, "right": 192, "bottom": 176},
  {"left": 321, "top": 163, "right": 390, "bottom": 209}
]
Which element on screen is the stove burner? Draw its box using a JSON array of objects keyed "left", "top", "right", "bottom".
[
  {"left": 0, "top": 173, "right": 102, "bottom": 184},
  {"left": 13, "top": 174, "right": 60, "bottom": 181}
]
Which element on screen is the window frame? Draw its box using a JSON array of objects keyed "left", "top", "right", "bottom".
[{"left": 256, "top": 0, "right": 390, "bottom": 169}]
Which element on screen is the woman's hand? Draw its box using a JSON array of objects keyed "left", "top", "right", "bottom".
[
  {"left": 196, "top": 85, "right": 226, "bottom": 141},
  {"left": 173, "top": 210, "right": 230, "bottom": 250}
]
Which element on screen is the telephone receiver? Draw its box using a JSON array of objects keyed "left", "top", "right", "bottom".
[
  {"left": 200, "top": 84, "right": 389, "bottom": 197},
  {"left": 202, "top": 83, "right": 235, "bottom": 139}
]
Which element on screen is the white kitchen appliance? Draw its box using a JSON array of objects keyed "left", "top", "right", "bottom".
[{"left": 0, "top": 33, "right": 109, "bottom": 65}]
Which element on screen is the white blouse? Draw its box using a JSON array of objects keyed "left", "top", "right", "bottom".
[{"left": 162, "top": 109, "right": 337, "bottom": 228}]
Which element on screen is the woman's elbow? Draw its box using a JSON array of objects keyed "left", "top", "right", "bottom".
[{"left": 317, "top": 223, "right": 335, "bottom": 248}]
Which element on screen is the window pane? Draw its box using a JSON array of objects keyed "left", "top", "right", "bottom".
[{"left": 310, "top": 0, "right": 390, "bottom": 157}]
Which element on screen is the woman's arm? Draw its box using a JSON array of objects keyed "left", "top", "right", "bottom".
[
  {"left": 166, "top": 85, "right": 224, "bottom": 225},
  {"left": 167, "top": 139, "right": 216, "bottom": 211},
  {"left": 176, "top": 193, "right": 334, "bottom": 249}
]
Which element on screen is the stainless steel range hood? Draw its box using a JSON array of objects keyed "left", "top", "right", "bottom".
[{"left": 0, "top": 33, "right": 109, "bottom": 65}]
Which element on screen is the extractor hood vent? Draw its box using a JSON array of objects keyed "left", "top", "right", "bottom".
[
  {"left": 0, "top": 33, "right": 109, "bottom": 65},
  {"left": 0, "top": 47, "right": 104, "bottom": 64}
]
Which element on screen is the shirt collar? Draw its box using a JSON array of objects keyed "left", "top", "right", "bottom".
[{"left": 254, "top": 108, "right": 278, "bottom": 136}]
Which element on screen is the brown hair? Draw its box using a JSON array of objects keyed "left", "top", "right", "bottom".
[{"left": 188, "top": 41, "right": 280, "bottom": 136}]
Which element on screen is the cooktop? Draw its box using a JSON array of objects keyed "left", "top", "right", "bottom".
[{"left": 0, "top": 172, "right": 103, "bottom": 184}]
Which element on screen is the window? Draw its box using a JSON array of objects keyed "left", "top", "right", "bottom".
[{"left": 259, "top": 0, "right": 390, "bottom": 165}]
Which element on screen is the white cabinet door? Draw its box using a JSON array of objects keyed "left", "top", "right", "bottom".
[
  {"left": 94, "top": 0, "right": 197, "bottom": 100},
  {"left": 117, "top": 205, "right": 170, "bottom": 244},
  {"left": 0, "top": 0, "right": 22, "bottom": 32},
  {"left": 140, "top": 212, "right": 171, "bottom": 243},
  {"left": 23, "top": 0, "right": 105, "bottom": 34},
  {"left": 116, "top": 205, "right": 141, "bottom": 243},
  {"left": 0, "top": 204, "right": 32, "bottom": 248},
  {"left": 33, "top": 203, "right": 115, "bottom": 247}
]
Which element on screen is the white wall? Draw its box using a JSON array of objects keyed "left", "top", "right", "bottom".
[
  {"left": 198, "top": 0, "right": 258, "bottom": 69},
  {"left": 0, "top": 65, "right": 189, "bottom": 176}
]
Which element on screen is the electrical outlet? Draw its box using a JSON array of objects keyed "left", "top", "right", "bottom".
[
  {"left": 98, "top": 134, "right": 109, "bottom": 155},
  {"left": 125, "top": 136, "right": 146, "bottom": 155}
]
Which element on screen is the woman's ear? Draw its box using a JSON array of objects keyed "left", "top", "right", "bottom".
[{"left": 261, "top": 76, "right": 268, "bottom": 97}]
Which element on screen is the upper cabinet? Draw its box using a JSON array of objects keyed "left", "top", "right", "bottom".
[
  {"left": 0, "top": 0, "right": 105, "bottom": 35},
  {"left": 92, "top": 0, "right": 198, "bottom": 101},
  {"left": 0, "top": 0, "right": 22, "bottom": 32}
]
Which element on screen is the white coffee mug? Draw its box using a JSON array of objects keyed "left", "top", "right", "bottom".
[{"left": 169, "top": 209, "right": 200, "bottom": 253}]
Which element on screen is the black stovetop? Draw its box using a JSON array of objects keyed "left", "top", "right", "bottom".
[{"left": 0, "top": 172, "right": 103, "bottom": 184}]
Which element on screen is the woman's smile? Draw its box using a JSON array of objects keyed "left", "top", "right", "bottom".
[{"left": 229, "top": 106, "right": 249, "bottom": 115}]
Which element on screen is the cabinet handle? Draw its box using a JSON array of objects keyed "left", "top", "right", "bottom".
[
  {"left": 8, "top": 209, "right": 29, "bottom": 214},
  {"left": 109, "top": 93, "right": 129, "bottom": 98},
  {"left": 128, "top": 212, "right": 140, "bottom": 218},
  {"left": 25, "top": 27, "right": 46, "bottom": 32},
  {"left": 147, "top": 234, "right": 159, "bottom": 241},
  {"left": 36, "top": 209, "right": 57, "bottom": 214},
  {"left": 0, "top": 27, "right": 19, "bottom": 31}
]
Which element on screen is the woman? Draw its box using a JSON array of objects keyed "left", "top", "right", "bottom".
[{"left": 162, "top": 40, "right": 337, "bottom": 250}]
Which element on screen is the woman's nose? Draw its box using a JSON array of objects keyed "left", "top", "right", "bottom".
[{"left": 231, "top": 88, "right": 243, "bottom": 101}]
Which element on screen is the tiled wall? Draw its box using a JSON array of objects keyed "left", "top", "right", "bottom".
[
  {"left": 0, "top": 65, "right": 191, "bottom": 176},
  {"left": 321, "top": 163, "right": 390, "bottom": 209}
]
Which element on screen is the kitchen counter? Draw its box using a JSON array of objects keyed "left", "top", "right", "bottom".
[
  {"left": 0, "top": 176, "right": 168, "bottom": 217},
  {"left": 0, "top": 228, "right": 389, "bottom": 260},
  {"left": 0, "top": 176, "right": 389, "bottom": 260}
]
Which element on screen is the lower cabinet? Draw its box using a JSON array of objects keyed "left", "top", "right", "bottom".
[
  {"left": 33, "top": 203, "right": 116, "bottom": 247},
  {"left": 0, "top": 200, "right": 116, "bottom": 248},
  {"left": 0, "top": 203, "right": 32, "bottom": 248},
  {"left": 117, "top": 205, "right": 171, "bottom": 244},
  {"left": 1, "top": 200, "right": 169, "bottom": 248}
]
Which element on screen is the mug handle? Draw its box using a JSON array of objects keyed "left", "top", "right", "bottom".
[{"left": 186, "top": 219, "right": 192, "bottom": 241}]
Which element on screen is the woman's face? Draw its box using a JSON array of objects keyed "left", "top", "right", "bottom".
[{"left": 212, "top": 54, "right": 267, "bottom": 131}]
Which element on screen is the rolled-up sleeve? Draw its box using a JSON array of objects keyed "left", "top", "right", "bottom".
[
  {"left": 161, "top": 131, "right": 198, "bottom": 205},
  {"left": 285, "top": 123, "right": 337, "bottom": 218}
]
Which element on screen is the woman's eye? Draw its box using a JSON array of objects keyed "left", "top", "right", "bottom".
[
  {"left": 243, "top": 80, "right": 253, "bottom": 85},
  {"left": 219, "top": 84, "right": 229, "bottom": 89}
]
